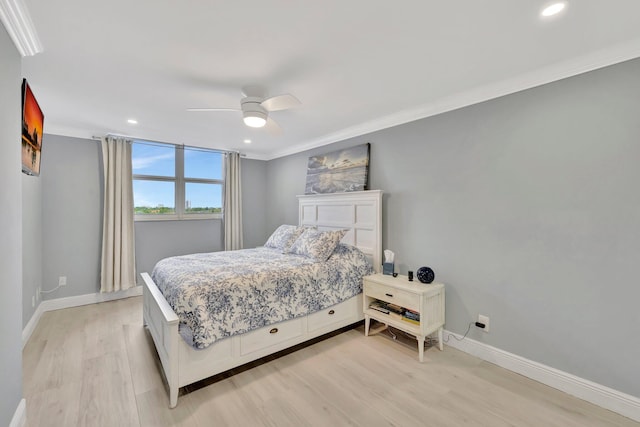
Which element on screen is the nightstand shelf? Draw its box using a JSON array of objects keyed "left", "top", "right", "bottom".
[{"left": 363, "top": 273, "right": 445, "bottom": 362}]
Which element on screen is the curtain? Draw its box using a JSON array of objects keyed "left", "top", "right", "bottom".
[
  {"left": 224, "top": 152, "right": 243, "bottom": 251},
  {"left": 100, "top": 136, "right": 136, "bottom": 292}
]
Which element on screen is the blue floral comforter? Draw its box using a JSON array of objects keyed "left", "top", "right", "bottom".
[{"left": 151, "top": 244, "right": 372, "bottom": 349}]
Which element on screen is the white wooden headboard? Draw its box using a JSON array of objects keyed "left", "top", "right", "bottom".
[{"left": 297, "top": 190, "right": 383, "bottom": 273}]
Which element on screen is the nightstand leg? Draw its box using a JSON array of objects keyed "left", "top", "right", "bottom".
[
  {"left": 364, "top": 315, "right": 370, "bottom": 337},
  {"left": 418, "top": 336, "right": 425, "bottom": 362},
  {"left": 438, "top": 327, "right": 443, "bottom": 351}
]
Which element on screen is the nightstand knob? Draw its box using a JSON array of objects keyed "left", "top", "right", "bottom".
[
  {"left": 269, "top": 328, "right": 278, "bottom": 334},
  {"left": 328, "top": 309, "right": 335, "bottom": 315}
]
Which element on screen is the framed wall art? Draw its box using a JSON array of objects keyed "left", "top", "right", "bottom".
[{"left": 305, "top": 143, "right": 370, "bottom": 194}]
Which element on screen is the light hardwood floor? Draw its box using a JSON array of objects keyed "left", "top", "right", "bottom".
[{"left": 23, "top": 296, "right": 638, "bottom": 427}]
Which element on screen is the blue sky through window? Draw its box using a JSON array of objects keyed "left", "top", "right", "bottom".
[
  {"left": 132, "top": 143, "right": 174, "bottom": 177},
  {"left": 133, "top": 180, "right": 175, "bottom": 208},
  {"left": 185, "top": 149, "right": 222, "bottom": 180},
  {"left": 132, "top": 142, "right": 223, "bottom": 210}
]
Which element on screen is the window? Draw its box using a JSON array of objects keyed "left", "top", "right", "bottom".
[{"left": 132, "top": 140, "right": 224, "bottom": 220}]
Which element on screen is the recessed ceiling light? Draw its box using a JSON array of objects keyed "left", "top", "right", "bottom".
[
  {"left": 127, "top": 119, "right": 138, "bottom": 124},
  {"left": 243, "top": 139, "right": 252, "bottom": 144},
  {"left": 541, "top": 2, "right": 566, "bottom": 17}
]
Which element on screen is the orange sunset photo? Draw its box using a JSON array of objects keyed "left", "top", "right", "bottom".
[{"left": 21, "top": 79, "right": 44, "bottom": 176}]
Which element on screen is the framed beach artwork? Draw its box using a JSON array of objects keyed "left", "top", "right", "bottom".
[
  {"left": 21, "top": 79, "right": 44, "bottom": 176},
  {"left": 305, "top": 143, "right": 370, "bottom": 194}
]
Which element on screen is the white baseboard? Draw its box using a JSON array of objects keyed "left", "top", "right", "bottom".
[
  {"left": 22, "top": 286, "right": 143, "bottom": 347},
  {"left": 444, "top": 329, "right": 640, "bottom": 423},
  {"left": 9, "top": 398, "right": 26, "bottom": 427},
  {"left": 22, "top": 301, "right": 44, "bottom": 349}
]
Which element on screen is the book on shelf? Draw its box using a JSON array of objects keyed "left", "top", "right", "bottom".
[
  {"left": 386, "top": 303, "right": 404, "bottom": 314},
  {"left": 369, "top": 301, "right": 390, "bottom": 314},
  {"left": 403, "top": 310, "right": 420, "bottom": 321},
  {"left": 369, "top": 301, "right": 403, "bottom": 319},
  {"left": 402, "top": 316, "right": 420, "bottom": 325},
  {"left": 370, "top": 307, "right": 389, "bottom": 314}
]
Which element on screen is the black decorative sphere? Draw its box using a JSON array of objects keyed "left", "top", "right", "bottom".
[{"left": 416, "top": 266, "right": 435, "bottom": 284}]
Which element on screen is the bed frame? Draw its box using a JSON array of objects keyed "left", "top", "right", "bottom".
[{"left": 141, "top": 190, "right": 382, "bottom": 408}]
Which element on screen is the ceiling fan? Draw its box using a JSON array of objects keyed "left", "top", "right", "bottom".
[{"left": 187, "top": 85, "right": 301, "bottom": 134}]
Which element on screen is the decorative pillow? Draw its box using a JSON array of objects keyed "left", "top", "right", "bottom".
[
  {"left": 264, "top": 225, "right": 304, "bottom": 252},
  {"left": 288, "top": 228, "right": 348, "bottom": 262}
]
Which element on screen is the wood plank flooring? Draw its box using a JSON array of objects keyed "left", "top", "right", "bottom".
[{"left": 23, "top": 296, "right": 638, "bottom": 426}]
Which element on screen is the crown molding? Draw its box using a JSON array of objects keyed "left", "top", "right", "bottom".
[
  {"left": 267, "top": 38, "right": 640, "bottom": 160},
  {"left": 0, "top": 0, "right": 42, "bottom": 56}
]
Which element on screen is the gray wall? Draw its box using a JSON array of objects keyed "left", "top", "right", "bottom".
[
  {"left": 266, "top": 153, "right": 309, "bottom": 227},
  {"left": 0, "top": 25, "right": 24, "bottom": 426},
  {"left": 40, "top": 135, "right": 103, "bottom": 298},
  {"left": 135, "top": 219, "right": 223, "bottom": 276},
  {"left": 265, "top": 57, "right": 640, "bottom": 398},
  {"left": 22, "top": 173, "right": 42, "bottom": 325},
  {"left": 241, "top": 158, "right": 269, "bottom": 247}
]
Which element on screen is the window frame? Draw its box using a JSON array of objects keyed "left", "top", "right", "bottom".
[{"left": 132, "top": 141, "right": 225, "bottom": 221}]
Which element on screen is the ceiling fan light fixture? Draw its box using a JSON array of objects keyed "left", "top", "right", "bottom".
[{"left": 242, "top": 109, "right": 267, "bottom": 128}]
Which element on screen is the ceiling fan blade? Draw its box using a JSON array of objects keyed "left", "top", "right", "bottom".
[
  {"left": 264, "top": 117, "right": 283, "bottom": 135},
  {"left": 261, "top": 94, "right": 301, "bottom": 112},
  {"left": 186, "top": 108, "right": 239, "bottom": 112}
]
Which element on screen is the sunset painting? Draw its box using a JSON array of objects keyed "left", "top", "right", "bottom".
[
  {"left": 305, "top": 143, "right": 370, "bottom": 194},
  {"left": 22, "top": 79, "right": 44, "bottom": 176}
]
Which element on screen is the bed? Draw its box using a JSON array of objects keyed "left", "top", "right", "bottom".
[{"left": 141, "top": 190, "right": 382, "bottom": 407}]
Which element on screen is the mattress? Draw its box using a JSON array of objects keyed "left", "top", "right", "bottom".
[{"left": 151, "top": 243, "right": 372, "bottom": 349}]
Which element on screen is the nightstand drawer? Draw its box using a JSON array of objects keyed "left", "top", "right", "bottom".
[{"left": 364, "top": 281, "right": 419, "bottom": 311}]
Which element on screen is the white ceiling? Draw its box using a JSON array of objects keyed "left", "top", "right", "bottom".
[{"left": 20, "top": 1, "right": 640, "bottom": 160}]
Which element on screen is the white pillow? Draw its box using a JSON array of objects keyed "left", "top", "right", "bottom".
[
  {"left": 288, "top": 229, "right": 347, "bottom": 262},
  {"left": 264, "top": 225, "right": 304, "bottom": 252}
]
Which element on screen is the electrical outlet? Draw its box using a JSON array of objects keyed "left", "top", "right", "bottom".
[
  {"left": 478, "top": 314, "right": 490, "bottom": 333},
  {"left": 59, "top": 276, "right": 67, "bottom": 287},
  {"left": 32, "top": 296, "right": 35, "bottom": 307}
]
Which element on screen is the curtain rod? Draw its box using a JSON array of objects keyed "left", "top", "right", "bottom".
[{"left": 91, "top": 133, "right": 241, "bottom": 155}]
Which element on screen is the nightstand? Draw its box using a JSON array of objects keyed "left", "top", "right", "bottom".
[{"left": 363, "top": 273, "right": 445, "bottom": 362}]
